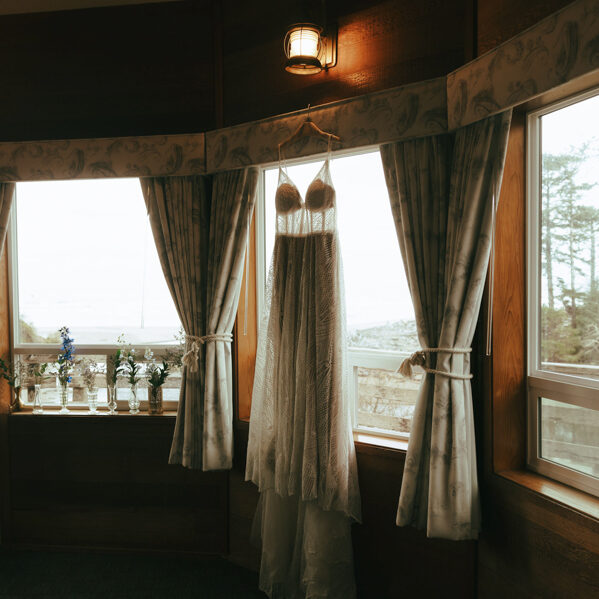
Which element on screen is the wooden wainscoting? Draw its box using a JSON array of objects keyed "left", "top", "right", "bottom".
[{"left": 6, "top": 414, "right": 228, "bottom": 555}]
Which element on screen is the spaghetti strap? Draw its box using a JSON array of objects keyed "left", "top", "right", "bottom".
[
  {"left": 305, "top": 138, "right": 336, "bottom": 213},
  {"left": 275, "top": 143, "right": 302, "bottom": 216}
]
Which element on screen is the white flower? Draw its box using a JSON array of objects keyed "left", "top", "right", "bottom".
[{"left": 144, "top": 348, "right": 154, "bottom": 361}]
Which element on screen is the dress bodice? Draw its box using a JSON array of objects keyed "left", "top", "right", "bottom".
[
  {"left": 275, "top": 134, "right": 336, "bottom": 216},
  {"left": 275, "top": 158, "right": 336, "bottom": 215}
]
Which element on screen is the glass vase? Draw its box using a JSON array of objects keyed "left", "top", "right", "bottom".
[
  {"left": 107, "top": 383, "right": 118, "bottom": 414},
  {"left": 148, "top": 386, "right": 163, "bottom": 415},
  {"left": 32, "top": 384, "right": 43, "bottom": 414},
  {"left": 9, "top": 386, "right": 22, "bottom": 413},
  {"left": 87, "top": 388, "right": 99, "bottom": 414},
  {"left": 128, "top": 384, "right": 140, "bottom": 414},
  {"left": 27, "top": 384, "right": 36, "bottom": 405},
  {"left": 59, "top": 383, "right": 69, "bottom": 414}
]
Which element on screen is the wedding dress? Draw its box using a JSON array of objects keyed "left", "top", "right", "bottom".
[{"left": 246, "top": 140, "right": 361, "bottom": 598}]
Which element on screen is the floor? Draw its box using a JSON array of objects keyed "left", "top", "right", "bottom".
[{"left": 0, "top": 549, "right": 266, "bottom": 598}]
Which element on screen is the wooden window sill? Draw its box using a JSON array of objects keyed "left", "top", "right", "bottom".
[
  {"left": 10, "top": 407, "right": 177, "bottom": 418},
  {"left": 353, "top": 431, "right": 408, "bottom": 453},
  {"left": 497, "top": 469, "right": 599, "bottom": 521}
]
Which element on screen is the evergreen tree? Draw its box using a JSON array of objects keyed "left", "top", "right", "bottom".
[
  {"left": 543, "top": 149, "right": 593, "bottom": 329},
  {"left": 541, "top": 145, "right": 597, "bottom": 365}
]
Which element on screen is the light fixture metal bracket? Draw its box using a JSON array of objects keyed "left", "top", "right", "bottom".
[{"left": 320, "top": 23, "right": 337, "bottom": 71}]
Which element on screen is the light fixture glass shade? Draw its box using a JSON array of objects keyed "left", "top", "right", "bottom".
[
  {"left": 284, "top": 23, "right": 323, "bottom": 75},
  {"left": 289, "top": 27, "right": 320, "bottom": 58}
]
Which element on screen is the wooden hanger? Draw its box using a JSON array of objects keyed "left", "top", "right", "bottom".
[{"left": 278, "top": 104, "right": 341, "bottom": 152}]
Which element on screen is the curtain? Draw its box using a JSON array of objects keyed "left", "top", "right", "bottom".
[
  {"left": 380, "top": 110, "right": 511, "bottom": 540},
  {"left": 0, "top": 183, "right": 15, "bottom": 256},
  {"left": 141, "top": 169, "right": 258, "bottom": 471}
]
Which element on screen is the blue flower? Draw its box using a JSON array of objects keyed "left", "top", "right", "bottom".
[{"left": 57, "top": 326, "right": 76, "bottom": 384}]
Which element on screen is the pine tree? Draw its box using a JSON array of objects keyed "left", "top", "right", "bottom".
[
  {"left": 544, "top": 149, "right": 594, "bottom": 330},
  {"left": 541, "top": 145, "right": 597, "bottom": 366}
]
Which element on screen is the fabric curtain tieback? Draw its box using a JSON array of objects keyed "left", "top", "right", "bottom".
[
  {"left": 182, "top": 333, "right": 234, "bottom": 373},
  {"left": 398, "top": 347, "right": 473, "bottom": 380}
]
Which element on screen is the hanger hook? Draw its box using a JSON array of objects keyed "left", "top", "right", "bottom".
[{"left": 306, "top": 103, "right": 312, "bottom": 122}]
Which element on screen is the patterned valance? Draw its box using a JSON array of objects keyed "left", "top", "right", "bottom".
[
  {"left": 205, "top": 78, "right": 447, "bottom": 172},
  {"left": 0, "top": 133, "right": 206, "bottom": 182}
]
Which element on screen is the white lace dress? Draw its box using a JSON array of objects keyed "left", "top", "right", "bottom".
[{"left": 246, "top": 149, "right": 361, "bottom": 599}]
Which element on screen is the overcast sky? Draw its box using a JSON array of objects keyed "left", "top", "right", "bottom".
[{"left": 16, "top": 178, "right": 181, "bottom": 344}]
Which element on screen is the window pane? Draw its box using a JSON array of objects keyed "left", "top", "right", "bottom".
[
  {"left": 15, "top": 179, "right": 181, "bottom": 345},
  {"left": 540, "top": 397, "right": 599, "bottom": 478},
  {"left": 539, "top": 94, "right": 599, "bottom": 379},
  {"left": 264, "top": 151, "right": 416, "bottom": 353},
  {"left": 356, "top": 366, "right": 420, "bottom": 435}
]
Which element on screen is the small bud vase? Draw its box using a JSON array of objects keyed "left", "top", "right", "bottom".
[
  {"left": 107, "top": 384, "right": 118, "bottom": 414},
  {"left": 32, "top": 384, "right": 43, "bottom": 414},
  {"left": 59, "top": 383, "right": 69, "bottom": 413},
  {"left": 87, "top": 388, "right": 99, "bottom": 414},
  {"left": 9, "top": 386, "right": 22, "bottom": 413},
  {"left": 27, "top": 384, "right": 36, "bottom": 405},
  {"left": 128, "top": 384, "right": 140, "bottom": 414},
  {"left": 148, "top": 386, "right": 163, "bottom": 415}
]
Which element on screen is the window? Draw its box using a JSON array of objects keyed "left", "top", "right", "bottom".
[
  {"left": 527, "top": 89, "right": 599, "bottom": 496},
  {"left": 10, "top": 178, "right": 182, "bottom": 409},
  {"left": 258, "top": 149, "right": 418, "bottom": 438}
]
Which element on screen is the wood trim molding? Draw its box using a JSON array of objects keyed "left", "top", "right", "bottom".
[
  {"left": 0, "top": 248, "right": 13, "bottom": 544},
  {"left": 233, "top": 210, "right": 257, "bottom": 423},
  {"left": 491, "top": 109, "right": 527, "bottom": 473}
]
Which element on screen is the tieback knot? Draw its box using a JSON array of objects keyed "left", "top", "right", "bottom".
[
  {"left": 398, "top": 347, "right": 473, "bottom": 380},
  {"left": 182, "top": 333, "right": 233, "bottom": 373}
]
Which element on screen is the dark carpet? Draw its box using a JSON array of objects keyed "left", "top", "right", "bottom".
[{"left": 0, "top": 550, "right": 266, "bottom": 598}]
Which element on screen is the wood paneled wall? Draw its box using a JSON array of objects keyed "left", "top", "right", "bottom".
[
  {"left": 0, "top": 0, "right": 581, "bottom": 143},
  {"left": 0, "top": 0, "right": 471, "bottom": 142},
  {"left": 0, "top": 1, "right": 214, "bottom": 141},
  {"left": 352, "top": 445, "right": 476, "bottom": 599},
  {"left": 6, "top": 414, "right": 228, "bottom": 553},
  {"left": 221, "top": 0, "right": 468, "bottom": 127},
  {"left": 478, "top": 475, "right": 599, "bottom": 598},
  {"left": 477, "top": 0, "right": 575, "bottom": 55}
]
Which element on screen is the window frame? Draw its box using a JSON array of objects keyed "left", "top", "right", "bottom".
[
  {"left": 526, "top": 88, "right": 599, "bottom": 497},
  {"left": 7, "top": 179, "right": 182, "bottom": 412},
  {"left": 255, "top": 146, "right": 413, "bottom": 441}
]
